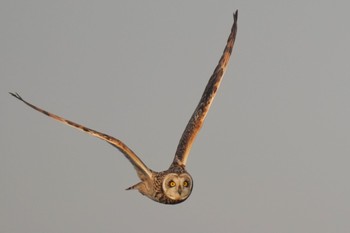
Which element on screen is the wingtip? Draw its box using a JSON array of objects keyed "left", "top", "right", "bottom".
[
  {"left": 9, "top": 92, "right": 22, "bottom": 100},
  {"left": 233, "top": 9, "right": 238, "bottom": 22}
]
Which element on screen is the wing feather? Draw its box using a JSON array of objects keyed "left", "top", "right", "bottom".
[
  {"left": 9, "top": 92, "right": 153, "bottom": 180},
  {"left": 172, "top": 10, "right": 238, "bottom": 167}
]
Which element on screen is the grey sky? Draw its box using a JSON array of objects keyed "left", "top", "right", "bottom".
[{"left": 1, "top": 1, "right": 350, "bottom": 232}]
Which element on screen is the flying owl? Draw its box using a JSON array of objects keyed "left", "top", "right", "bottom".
[{"left": 10, "top": 10, "right": 238, "bottom": 204}]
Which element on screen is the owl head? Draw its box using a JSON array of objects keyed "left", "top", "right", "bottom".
[{"left": 162, "top": 172, "right": 193, "bottom": 203}]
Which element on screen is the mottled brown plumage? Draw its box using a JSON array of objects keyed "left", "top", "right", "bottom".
[
  {"left": 173, "top": 11, "right": 238, "bottom": 167},
  {"left": 10, "top": 10, "right": 238, "bottom": 205}
]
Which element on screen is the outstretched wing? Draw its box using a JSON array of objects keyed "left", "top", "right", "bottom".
[
  {"left": 9, "top": 92, "right": 153, "bottom": 180},
  {"left": 172, "top": 10, "right": 238, "bottom": 167}
]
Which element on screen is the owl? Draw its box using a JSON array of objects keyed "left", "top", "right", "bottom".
[{"left": 10, "top": 11, "right": 238, "bottom": 204}]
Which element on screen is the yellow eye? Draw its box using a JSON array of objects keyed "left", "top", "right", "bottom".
[
  {"left": 183, "top": 181, "right": 189, "bottom": 187},
  {"left": 169, "top": 181, "right": 176, "bottom": 187}
]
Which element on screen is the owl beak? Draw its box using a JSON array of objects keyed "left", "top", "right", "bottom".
[{"left": 178, "top": 187, "right": 182, "bottom": 195}]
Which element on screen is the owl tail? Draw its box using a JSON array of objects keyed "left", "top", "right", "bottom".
[
  {"left": 125, "top": 181, "right": 150, "bottom": 198},
  {"left": 125, "top": 182, "right": 142, "bottom": 190}
]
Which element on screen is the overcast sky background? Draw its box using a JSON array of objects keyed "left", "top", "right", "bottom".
[{"left": 1, "top": 1, "right": 350, "bottom": 232}]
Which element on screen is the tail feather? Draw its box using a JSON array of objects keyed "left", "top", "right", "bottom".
[{"left": 126, "top": 182, "right": 142, "bottom": 190}]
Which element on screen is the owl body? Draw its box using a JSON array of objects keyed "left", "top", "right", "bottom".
[{"left": 131, "top": 165, "right": 193, "bottom": 204}]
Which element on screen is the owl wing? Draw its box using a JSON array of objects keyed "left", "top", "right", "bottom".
[
  {"left": 9, "top": 92, "right": 153, "bottom": 181},
  {"left": 171, "top": 10, "right": 238, "bottom": 167}
]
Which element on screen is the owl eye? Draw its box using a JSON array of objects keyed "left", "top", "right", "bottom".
[
  {"left": 183, "top": 181, "right": 189, "bottom": 187},
  {"left": 169, "top": 181, "right": 176, "bottom": 187}
]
